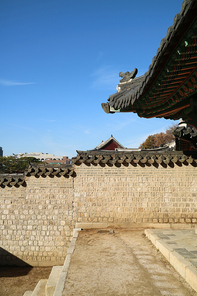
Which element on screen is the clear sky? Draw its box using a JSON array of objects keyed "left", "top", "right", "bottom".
[{"left": 1, "top": 0, "right": 183, "bottom": 158}]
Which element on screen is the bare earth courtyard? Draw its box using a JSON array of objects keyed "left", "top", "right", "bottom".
[
  {"left": 1, "top": 229, "right": 197, "bottom": 295},
  {"left": 0, "top": 266, "right": 52, "bottom": 296},
  {"left": 63, "top": 229, "right": 197, "bottom": 296}
]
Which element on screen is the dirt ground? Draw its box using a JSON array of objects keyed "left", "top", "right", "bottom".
[
  {"left": 63, "top": 229, "right": 197, "bottom": 296},
  {"left": 0, "top": 266, "right": 52, "bottom": 296}
]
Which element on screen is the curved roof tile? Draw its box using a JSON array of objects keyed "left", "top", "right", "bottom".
[
  {"left": 102, "top": 0, "right": 197, "bottom": 113},
  {"left": 72, "top": 150, "right": 197, "bottom": 167},
  {"left": 0, "top": 164, "right": 76, "bottom": 187},
  {"left": 0, "top": 175, "right": 26, "bottom": 188}
]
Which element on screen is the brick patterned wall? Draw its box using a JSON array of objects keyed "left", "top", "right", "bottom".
[
  {"left": 0, "top": 176, "right": 75, "bottom": 266},
  {"left": 0, "top": 162, "right": 197, "bottom": 266},
  {"left": 74, "top": 163, "right": 197, "bottom": 225}
]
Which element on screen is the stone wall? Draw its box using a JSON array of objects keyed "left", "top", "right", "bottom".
[
  {"left": 0, "top": 175, "right": 75, "bottom": 266},
  {"left": 74, "top": 163, "right": 197, "bottom": 227},
  {"left": 0, "top": 159, "right": 197, "bottom": 266}
]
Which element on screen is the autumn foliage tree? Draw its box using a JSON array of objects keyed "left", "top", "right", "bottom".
[{"left": 139, "top": 124, "right": 177, "bottom": 149}]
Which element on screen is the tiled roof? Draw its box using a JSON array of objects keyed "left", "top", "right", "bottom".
[
  {"left": 95, "top": 135, "right": 125, "bottom": 150},
  {"left": 101, "top": 0, "right": 197, "bottom": 126},
  {"left": 0, "top": 175, "right": 26, "bottom": 188},
  {"left": 25, "top": 164, "right": 75, "bottom": 178},
  {"left": 72, "top": 150, "right": 197, "bottom": 166},
  {"left": 104, "top": 75, "right": 145, "bottom": 111},
  {"left": 0, "top": 164, "right": 75, "bottom": 187}
]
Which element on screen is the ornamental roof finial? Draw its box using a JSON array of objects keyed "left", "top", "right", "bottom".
[{"left": 119, "top": 68, "right": 138, "bottom": 83}]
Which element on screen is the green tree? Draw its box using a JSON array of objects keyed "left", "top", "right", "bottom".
[{"left": 0, "top": 155, "right": 42, "bottom": 174}]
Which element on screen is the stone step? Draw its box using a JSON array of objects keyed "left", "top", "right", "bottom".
[
  {"left": 23, "top": 292, "right": 33, "bottom": 296},
  {"left": 31, "top": 279, "right": 47, "bottom": 296},
  {"left": 45, "top": 266, "right": 63, "bottom": 296}
]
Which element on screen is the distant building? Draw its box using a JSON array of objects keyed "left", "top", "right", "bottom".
[
  {"left": 0, "top": 147, "right": 3, "bottom": 157},
  {"left": 44, "top": 156, "right": 71, "bottom": 165},
  {"left": 17, "top": 152, "right": 71, "bottom": 163},
  {"left": 17, "top": 152, "right": 56, "bottom": 160},
  {"left": 94, "top": 135, "right": 125, "bottom": 151},
  {"left": 81, "top": 134, "right": 175, "bottom": 154}
]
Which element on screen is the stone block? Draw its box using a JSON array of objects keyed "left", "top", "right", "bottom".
[
  {"left": 32, "top": 279, "right": 47, "bottom": 296},
  {"left": 62, "top": 254, "right": 71, "bottom": 272},
  {"left": 73, "top": 228, "right": 81, "bottom": 238},
  {"left": 23, "top": 292, "right": 33, "bottom": 296},
  {"left": 53, "top": 271, "right": 68, "bottom": 296},
  {"left": 155, "top": 239, "right": 173, "bottom": 261},
  {"left": 45, "top": 266, "right": 63, "bottom": 296},
  {"left": 171, "top": 223, "right": 192, "bottom": 229},
  {"left": 75, "top": 222, "right": 108, "bottom": 229},
  {"left": 67, "top": 238, "right": 76, "bottom": 254},
  {"left": 144, "top": 229, "right": 159, "bottom": 245},
  {"left": 169, "top": 251, "right": 191, "bottom": 279},
  {"left": 185, "top": 264, "right": 197, "bottom": 292}
]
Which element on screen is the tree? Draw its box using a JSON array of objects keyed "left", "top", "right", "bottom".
[
  {"left": 0, "top": 156, "right": 42, "bottom": 174},
  {"left": 139, "top": 124, "right": 177, "bottom": 149},
  {"left": 140, "top": 135, "right": 155, "bottom": 149}
]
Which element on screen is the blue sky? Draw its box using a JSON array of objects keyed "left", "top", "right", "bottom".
[{"left": 1, "top": 0, "right": 183, "bottom": 158}]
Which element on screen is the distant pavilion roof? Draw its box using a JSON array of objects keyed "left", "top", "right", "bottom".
[
  {"left": 94, "top": 135, "right": 125, "bottom": 150},
  {"left": 101, "top": 0, "right": 197, "bottom": 128}
]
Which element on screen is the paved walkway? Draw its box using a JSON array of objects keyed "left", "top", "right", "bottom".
[
  {"left": 146, "top": 228, "right": 197, "bottom": 293},
  {"left": 150, "top": 229, "right": 197, "bottom": 268},
  {"left": 62, "top": 229, "right": 197, "bottom": 296}
]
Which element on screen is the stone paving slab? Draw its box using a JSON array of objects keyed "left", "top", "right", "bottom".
[
  {"left": 145, "top": 229, "right": 197, "bottom": 293},
  {"left": 152, "top": 229, "right": 197, "bottom": 267}
]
